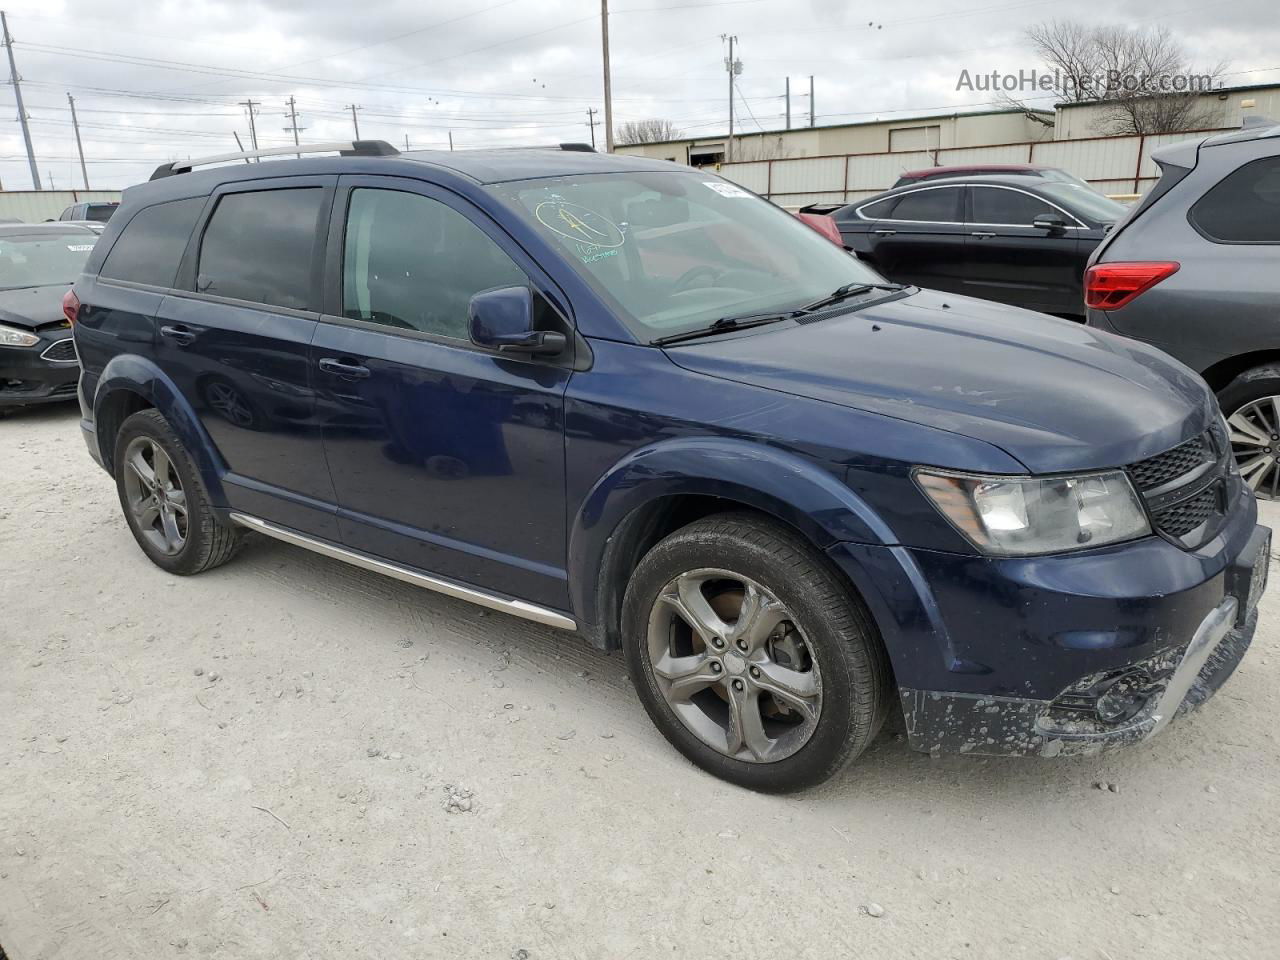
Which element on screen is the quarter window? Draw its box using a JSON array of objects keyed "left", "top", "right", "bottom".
[
  {"left": 857, "top": 196, "right": 897, "bottom": 219},
  {"left": 100, "top": 197, "right": 205, "bottom": 288},
  {"left": 887, "top": 187, "right": 962, "bottom": 223},
  {"left": 342, "top": 188, "right": 526, "bottom": 340},
  {"left": 970, "top": 187, "right": 1056, "bottom": 225},
  {"left": 1190, "top": 157, "right": 1280, "bottom": 243},
  {"left": 197, "top": 188, "right": 323, "bottom": 310}
]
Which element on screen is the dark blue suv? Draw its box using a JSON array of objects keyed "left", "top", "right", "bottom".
[{"left": 69, "top": 141, "right": 1269, "bottom": 791}]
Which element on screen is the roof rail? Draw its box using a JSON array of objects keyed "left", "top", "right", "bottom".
[{"left": 149, "top": 140, "right": 400, "bottom": 180}]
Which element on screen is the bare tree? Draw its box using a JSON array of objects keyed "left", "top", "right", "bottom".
[
  {"left": 615, "top": 119, "right": 682, "bottom": 145},
  {"left": 1007, "top": 20, "right": 1226, "bottom": 135}
]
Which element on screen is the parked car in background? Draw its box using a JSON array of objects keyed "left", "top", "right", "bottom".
[
  {"left": 0, "top": 223, "right": 96, "bottom": 412},
  {"left": 831, "top": 175, "right": 1128, "bottom": 317},
  {"left": 70, "top": 142, "right": 1266, "bottom": 791},
  {"left": 1086, "top": 118, "right": 1280, "bottom": 497},
  {"left": 57, "top": 201, "right": 119, "bottom": 223},
  {"left": 893, "top": 163, "right": 1097, "bottom": 191}
]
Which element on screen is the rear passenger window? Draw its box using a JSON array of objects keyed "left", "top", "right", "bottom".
[
  {"left": 970, "top": 187, "right": 1055, "bottom": 225},
  {"left": 888, "top": 187, "right": 961, "bottom": 222},
  {"left": 100, "top": 197, "right": 204, "bottom": 288},
  {"left": 342, "top": 188, "right": 526, "bottom": 340},
  {"left": 1190, "top": 157, "right": 1280, "bottom": 243},
  {"left": 197, "top": 188, "right": 323, "bottom": 309}
]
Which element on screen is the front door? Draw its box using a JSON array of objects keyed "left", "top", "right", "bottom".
[
  {"left": 311, "top": 177, "right": 572, "bottom": 610},
  {"left": 963, "top": 184, "right": 1083, "bottom": 315},
  {"left": 156, "top": 177, "right": 339, "bottom": 539}
]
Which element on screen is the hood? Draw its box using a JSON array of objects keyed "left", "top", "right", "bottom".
[
  {"left": 663, "top": 289, "right": 1211, "bottom": 474},
  {"left": 0, "top": 284, "right": 70, "bottom": 331}
]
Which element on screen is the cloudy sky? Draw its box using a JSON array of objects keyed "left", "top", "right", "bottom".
[{"left": 0, "top": 0, "right": 1275, "bottom": 190}]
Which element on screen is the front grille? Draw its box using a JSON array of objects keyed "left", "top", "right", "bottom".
[
  {"left": 1128, "top": 435, "right": 1212, "bottom": 492},
  {"left": 1152, "top": 482, "right": 1220, "bottom": 538},
  {"left": 40, "top": 338, "right": 78, "bottom": 363},
  {"left": 1126, "top": 427, "right": 1230, "bottom": 546}
]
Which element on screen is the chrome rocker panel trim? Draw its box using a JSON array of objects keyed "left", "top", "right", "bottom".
[{"left": 229, "top": 512, "right": 578, "bottom": 631}]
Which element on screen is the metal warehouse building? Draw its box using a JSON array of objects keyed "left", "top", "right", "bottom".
[{"left": 613, "top": 107, "right": 1056, "bottom": 167}]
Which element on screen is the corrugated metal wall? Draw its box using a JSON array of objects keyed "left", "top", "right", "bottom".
[
  {"left": 717, "top": 129, "right": 1231, "bottom": 208},
  {"left": 0, "top": 190, "right": 122, "bottom": 224}
]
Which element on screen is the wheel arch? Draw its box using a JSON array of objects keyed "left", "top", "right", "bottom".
[
  {"left": 92, "top": 354, "right": 228, "bottom": 503},
  {"left": 1200, "top": 350, "right": 1280, "bottom": 396},
  {"left": 568, "top": 437, "right": 894, "bottom": 650}
]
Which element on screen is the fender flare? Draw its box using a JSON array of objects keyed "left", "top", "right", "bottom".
[
  {"left": 91, "top": 353, "right": 228, "bottom": 504},
  {"left": 567, "top": 436, "right": 896, "bottom": 646}
]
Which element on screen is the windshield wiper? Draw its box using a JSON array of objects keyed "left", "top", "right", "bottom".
[
  {"left": 797, "top": 281, "right": 908, "bottom": 314},
  {"left": 651, "top": 312, "right": 790, "bottom": 346}
]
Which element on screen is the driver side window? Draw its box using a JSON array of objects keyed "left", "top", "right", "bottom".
[{"left": 342, "top": 188, "right": 527, "bottom": 340}]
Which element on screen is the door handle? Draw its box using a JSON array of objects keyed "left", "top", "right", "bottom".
[
  {"left": 318, "top": 357, "right": 371, "bottom": 380},
  {"left": 970, "top": 231, "right": 997, "bottom": 238},
  {"left": 872, "top": 229, "right": 897, "bottom": 236},
  {"left": 159, "top": 324, "right": 197, "bottom": 346}
]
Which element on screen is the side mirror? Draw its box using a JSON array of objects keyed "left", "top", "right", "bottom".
[
  {"left": 1032, "top": 213, "right": 1068, "bottom": 233},
  {"left": 468, "top": 286, "right": 567, "bottom": 356}
]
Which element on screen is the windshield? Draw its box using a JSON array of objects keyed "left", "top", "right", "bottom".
[
  {"left": 0, "top": 234, "right": 96, "bottom": 289},
  {"left": 1039, "top": 182, "right": 1128, "bottom": 223},
  {"left": 487, "top": 171, "right": 884, "bottom": 340}
]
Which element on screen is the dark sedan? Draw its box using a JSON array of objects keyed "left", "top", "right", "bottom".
[
  {"left": 0, "top": 223, "right": 97, "bottom": 411},
  {"left": 831, "top": 175, "right": 1127, "bottom": 318}
]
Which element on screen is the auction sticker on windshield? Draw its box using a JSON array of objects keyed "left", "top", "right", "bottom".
[{"left": 703, "top": 181, "right": 751, "bottom": 198}]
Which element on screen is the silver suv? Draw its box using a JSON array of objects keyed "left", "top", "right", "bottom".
[{"left": 1086, "top": 118, "right": 1280, "bottom": 496}]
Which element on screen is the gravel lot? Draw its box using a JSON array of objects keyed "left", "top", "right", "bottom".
[{"left": 2, "top": 402, "right": 1278, "bottom": 960}]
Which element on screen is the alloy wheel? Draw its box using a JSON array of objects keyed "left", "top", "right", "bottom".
[
  {"left": 1228, "top": 397, "right": 1280, "bottom": 499},
  {"left": 121, "top": 436, "right": 189, "bottom": 555},
  {"left": 645, "top": 568, "right": 822, "bottom": 763}
]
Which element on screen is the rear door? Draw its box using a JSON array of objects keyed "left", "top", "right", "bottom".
[
  {"left": 860, "top": 185, "right": 967, "bottom": 293},
  {"left": 155, "top": 176, "right": 340, "bottom": 539},
  {"left": 963, "top": 184, "right": 1083, "bottom": 315},
  {"left": 309, "top": 176, "right": 573, "bottom": 609}
]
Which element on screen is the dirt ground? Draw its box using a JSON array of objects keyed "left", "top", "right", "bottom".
[{"left": 2, "top": 401, "right": 1278, "bottom": 960}]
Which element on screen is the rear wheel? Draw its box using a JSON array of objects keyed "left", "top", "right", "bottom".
[
  {"left": 622, "top": 513, "right": 891, "bottom": 792},
  {"left": 1219, "top": 365, "right": 1280, "bottom": 499},
  {"left": 113, "top": 409, "right": 242, "bottom": 574}
]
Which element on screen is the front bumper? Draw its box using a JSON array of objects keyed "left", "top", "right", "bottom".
[
  {"left": 828, "top": 485, "right": 1269, "bottom": 758},
  {"left": 0, "top": 331, "right": 79, "bottom": 408}
]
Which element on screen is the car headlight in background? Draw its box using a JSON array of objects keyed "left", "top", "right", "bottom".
[
  {"left": 0, "top": 323, "right": 40, "bottom": 348},
  {"left": 915, "top": 469, "right": 1150, "bottom": 556}
]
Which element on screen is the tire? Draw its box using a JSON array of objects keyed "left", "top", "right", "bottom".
[
  {"left": 1217, "top": 364, "right": 1280, "bottom": 499},
  {"left": 622, "top": 512, "right": 891, "bottom": 792},
  {"left": 112, "top": 408, "right": 242, "bottom": 575}
]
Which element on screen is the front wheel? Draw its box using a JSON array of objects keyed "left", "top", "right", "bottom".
[{"left": 622, "top": 513, "right": 891, "bottom": 792}]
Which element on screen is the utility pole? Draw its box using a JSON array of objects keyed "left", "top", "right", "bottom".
[
  {"left": 722, "top": 35, "right": 740, "bottom": 163},
  {"left": 66, "top": 93, "right": 89, "bottom": 189},
  {"left": 600, "top": 0, "right": 613, "bottom": 153},
  {"left": 239, "top": 99, "right": 261, "bottom": 154},
  {"left": 404, "top": 134, "right": 410, "bottom": 151},
  {"left": 448, "top": 131, "right": 454, "bottom": 151},
  {"left": 46, "top": 170, "right": 53, "bottom": 189},
  {"left": 347, "top": 103, "right": 361, "bottom": 139},
  {"left": 284, "top": 96, "right": 305, "bottom": 157},
  {"left": 809, "top": 75, "right": 815, "bottom": 127},
  {"left": 586, "top": 107, "right": 600, "bottom": 150},
  {"left": 2, "top": 11, "right": 41, "bottom": 190},
  {"left": 785, "top": 77, "right": 791, "bottom": 130},
  {"left": 233, "top": 131, "right": 252, "bottom": 163}
]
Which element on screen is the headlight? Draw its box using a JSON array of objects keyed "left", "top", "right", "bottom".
[
  {"left": 0, "top": 323, "right": 40, "bottom": 348},
  {"left": 915, "top": 469, "right": 1150, "bottom": 556}
]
